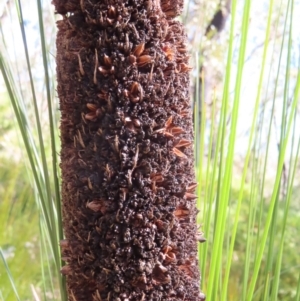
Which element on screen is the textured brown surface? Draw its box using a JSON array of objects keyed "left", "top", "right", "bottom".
[{"left": 54, "top": 0, "right": 204, "bottom": 300}]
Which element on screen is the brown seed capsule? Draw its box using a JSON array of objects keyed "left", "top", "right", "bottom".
[
  {"left": 165, "top": 116, "right": 173, "bottom": 127},
  {"left": 185, "top": 192, "right": 198, "bottom": 200},
  {"left": 162, "top": 45, "right": 175, "bottom": 61},
  {"left": 175, "top": 139, "right": 192, "bottom": 148},
  {"left": 61, "top": 265, "right": 72, "bottom": 275},
  {"left": 128, "top": 54, "right": 137, "bottom": 65},
  {"left": 107, "top": 6, "right": 117, "bottom": 19},
  {"left": 133, "top": 119, "right": 141, "bottom": 127},
  {"left": 85, "top": 112, "right": 97, "bottom": 121},
  {"left": 152, "top": 264, "right": 171, "bottom": 285},
  {"left": 87, "top": 199, "right": 113, "bottom": 215},
  {"left": 165, "top": 252, "right": 176, "bottom": 264},
  {"left": 98, "top": 66, "right": 110, "bottom": 76},
  {"left": 133, "top": 43, "right": 145, "bottom": 57},
  {"left": 179, "top": 63, "right": 193, "bottom": 73},
  {"left": 150, "top": 173, "right": 164, "bottom": 182},
  {"left": 86, "top": 103, "right": 97, "bottom": 111},
  {"left": 178, "top": 264, "right": 194, "bottom": 278},
  {"left": 130, "top": 82, "right": 143, "bottom": 103},
  {"left": 103, "top": 54, "right": 112, "bottom": 67},
  {"left": 174, "top": 208, "right": 190, "bottom": 218},
  {"left": 137, "top": 55, "right": 152, "bottom": 67},
  {"left": 173, "top": 147, "right": 187, "bottom": 158},
  {"left": 187, "top": 182, "right": 198, "bottom": 192},
  {"left": 170, "top": 126, "right": 185, "bottom": 135},
  {"left": 60, "top": 239, "right": 69, "bottom": 250}
]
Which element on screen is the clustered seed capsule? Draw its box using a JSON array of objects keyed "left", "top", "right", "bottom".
[{"left": 54, "top": 0, "right": 205, "bottom": 300}]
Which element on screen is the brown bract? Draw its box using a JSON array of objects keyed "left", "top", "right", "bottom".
[{"left": 54, "top": 0, "right": 204, "bottom": 300}]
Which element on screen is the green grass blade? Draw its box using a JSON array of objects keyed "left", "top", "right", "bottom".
[{"left": 0, "top": 248, "right": 21, "bottom": 301}]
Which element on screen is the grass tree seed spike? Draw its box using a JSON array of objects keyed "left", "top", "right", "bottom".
[{"left": 53, "top": 0, "right": 205, "bottom": 300}]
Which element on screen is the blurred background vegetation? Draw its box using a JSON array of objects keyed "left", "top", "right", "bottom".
[{"left": 0, "top": 0, "right": 300, "bottom": 300}]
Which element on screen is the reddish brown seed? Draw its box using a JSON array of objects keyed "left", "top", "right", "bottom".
[
  {"left": 137, "top": 55, "right": 152, "bottom": 67},
  {"left": 170, "top": 126, "right": 185, "bottom": 135},
  {"left": 164, "top": 131, "right": 174, "bottom": 138},
  {"left": 187, "top": 183, "right": 198, "bottom": 192},
  {"left": 107, "top": 6, "right": 116, "bottom": 19},
  {"left": 150, "top": 173, "right": 164, "bottom": 182},
  {"left": 61, "top": 265, "right": 72, "bottom": 275},
  {"left": 165, "top": 252, "right": 176, "bottom": 264},
  {"left": 130, "top": 82, "right": 143, "bottom": 102},
  {"left": 175, "top": 139, "right": 192, "bottom": 148},
  {"left": 179, "top": 109, "right": 189, "bottom": 117},
  {"left": 152, "top": 264, "right": 171, "bottom": 285},
  {"left": 86, "top": 201, "right": 102, "bottom": 212},
  {"left": 185, "top": 192, "right": 198, "bottom": 200},
  {"left": 179, "top": 63, "right": 193, "bottom": 73},
  {"left": 85, "top": 112, "right": 97, "bottom": 121},
  {"left": 133, "top": 43, "right": 145, "bottom": 57},
  {"left": 165, "top": 116, "right": 173, "bottom": 127},
  {"left": 178, "top": 264, "right": 193, "bottom": 278},
  {"left": 61, "top": 256, "right": 70, "bottom": 262},
  {"left": 130, "top": 81, "right": 141, "bottom": 94},
  {"left": 174, "top": 208, "right": 190, "bottom": 218},
  {"left": 173, "top": 147, "right": 187, "bottom": 158},
  {"left": 86, "top": 103, "right": 97, "bottom": 111},
  {"left": 98, "top": 66, "right": 110, "bottom": 76},
  {"left": 103, "top": 54, "right": 112, "bottom": 67},
  {"left": 162, "top": 45, "right": 175, "bottom": 61},
  {"left": 106, "top": 17, "right": 114, "bottom": 25},
  {"left": 123, "top": 89, "right": 129, "bottom": 97},
  {"left": 128, "top": 54, "right": 137, "bottom": 65},
  {"left": 60, "top": 239, "right": 69, "bottom": 249},
  {"left": 133, "top": 119, "right": 141, "bottom": 127}
]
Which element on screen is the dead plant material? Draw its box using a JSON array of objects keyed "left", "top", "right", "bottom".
[{"left": 54, "top": 0, "right": 204, "bottom": 299}]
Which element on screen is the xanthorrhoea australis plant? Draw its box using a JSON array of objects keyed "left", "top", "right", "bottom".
[{"left": 53, "top": 0, "right": 205, "bottom": 300}]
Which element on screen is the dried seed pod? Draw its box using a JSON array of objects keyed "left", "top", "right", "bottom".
[
  {"left": 86, "top": 103, "right": 97, "bottom": 111},
  {"left": 162, "top": 45, "right": 175, "bottom": 61},
  {"left": 133, "top": 118, "right": 141, "bottom": 127},
  {"left": 175, "top": 139, "right": 192, "bottom": 148},
  {"left": 185, "top": 192, "right": 198, "bottom": 200},
  {"left": 60, "top": 239, "right": 69, "bottom": 250},
  {"left": 152, "top": 264, "right": 171, "bottom": 285},
  {"left": 137, "top": 55, "right": 152, "bottom": 67},
  {"left": 179, "top": 63, "right": 193, "bottom": 73},
  {"left": 173, "top": 147, "right": 187, "bottom": 159},
  {"left": 128, "top": 54, "right": 137, "bottom": 65},
  {"left": 174, "top": 207, "right": 190, "bottom": 218},
  {"left": 103, "top": 54, "right": 112, "bottom": 67},
  {"left": 107, "top": 6, "right": 117, "bottom": 19},
  {"left": 85, "top": 112, "right": 97, "bottom": 121},
  {"left": 187, "top": 182, "right": 198, "bottom": 192},
  {"left": 61, "top": 265, "right": 72, "bottom": 275},
  {"left": 55, "top": 0, "right": 203, "bottom": 299},
  {"left": 170, "top": 126, "right": 185, "bottom": 135},
  {"left": 130, "top": 82, "right": 143, "bottom": 103},
  {"left": 133, "top": 43, "right": 145, "bottom": 57}
]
